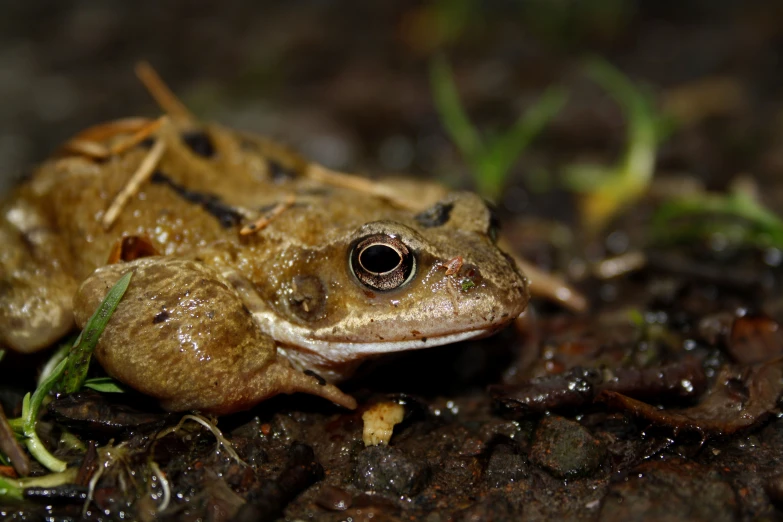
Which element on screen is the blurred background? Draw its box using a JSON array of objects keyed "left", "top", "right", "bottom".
[{"left": 2, "top": 0, "right": 783, "bottom": 229}]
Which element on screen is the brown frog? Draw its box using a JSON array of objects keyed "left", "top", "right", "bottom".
[{"left": 0, "top": 65, "right": 529, "bottom": 414}]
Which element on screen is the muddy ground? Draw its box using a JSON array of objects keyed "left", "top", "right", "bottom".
[{"left": 2, "top": 1, "right": 783, "bottom": 521}]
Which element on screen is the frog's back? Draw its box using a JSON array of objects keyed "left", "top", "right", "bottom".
[
  {"left": 0, "top": 118, "right": 444, "bottom": 353},
  {"left": 0, "top": 120, "right": 311, "bottom": 351},
  {"left": 2, "top": 110, "right": 528, "bottom": 373}
]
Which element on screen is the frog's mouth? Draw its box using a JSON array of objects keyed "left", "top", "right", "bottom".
[
  {"left": 264, "top": 314, "right": 516, "bottom": 365},
  {"left": 272, "top": 321, "right": 512, "bottom": 383}
]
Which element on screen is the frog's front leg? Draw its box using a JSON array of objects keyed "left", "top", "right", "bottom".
[
  {"left": 73, "top": 257, "right": 357, "bottom": 414},
  {"left": 0, "top": 199, "right": 77, "bottom": 353}
]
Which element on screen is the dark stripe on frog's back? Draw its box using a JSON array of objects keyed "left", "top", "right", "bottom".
[
  {"left": 237, "top": 134, "right": 309, "bottom": 182},
  {"left": 150, "top": 171, "right": 243, "bottom": 228}
]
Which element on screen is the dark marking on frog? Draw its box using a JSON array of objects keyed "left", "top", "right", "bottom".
[
  {"left": 421, "top": 337, "right": 427, "bottom": 343},
  {"left": 152, "top": 310, "right": 170, "bottom": 324},
  {"left": 415, "top": 202, "right": 454, "bottom": 228},
  {"left": 303, "top": 370, "right": 327, "bottom": 386},
  {"left": 296, "top": 187, "right": 332, "bottom": 197},
  {"left": 487, "top": 201, "right": 501, "bottom": 242},
  {"left": 268, "top": 159, "right": 296, "bottom": 183},
  {"left": 181, "top": 130, "right": 215, "bottom": 158},
  {"left": 150, "top": 171, "right": 242, "bottom": 228}
]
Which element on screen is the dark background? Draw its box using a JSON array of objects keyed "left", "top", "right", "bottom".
[{"left": 2, "top": 1, "right": 783, "bottom": 220}]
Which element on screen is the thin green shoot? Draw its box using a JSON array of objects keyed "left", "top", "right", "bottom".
[
  {"left": 626, "top": 308, "right": 645, "bottom": 328},
  {"left": 427, "top": 0, "right": 478, "bottom": 49},
  {"left": 652, "top": 187, "right": 783, "bottom": 250},
  {"left": 15, "top": 271, "right": 132, "bottom": 472},
  {"left": 59, "top": 431, "right": 86, "bottom": 453},
  {"left": 22, "top": 363, "right": 68, "bottom": 472},
  {"left": 83, "top": 377, "right": 125, "bottom": 393},
  {"left": 0, "top": 475, "right": 23, "bottom": 502},
  {"left": 430, "top": 54, "right": 567, "bottom": 201},
  {"left": 7, "top": 417, "right": 22, "bottom": 434},
  {"left": 37, "top": 343, "right": 70, "bottom": 387},
  {"left": 0, "top": 460, "right": 78, "bottom": 502},
  {"left": 562, "top": 57, "right": 666, "bottom": 232},
  {"left": 59, "top": 271, "right": 132, "bottom": 394}
]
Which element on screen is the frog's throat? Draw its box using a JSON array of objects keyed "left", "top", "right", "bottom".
[
  {"left": 278, "top": 324, "right": 494, "bottom": 358},
  {"left": 275, "top": 326, "right": 499, "bottom": 383},
  {"left": 268, "top": 316, "right": 509, "bottom": 378}
]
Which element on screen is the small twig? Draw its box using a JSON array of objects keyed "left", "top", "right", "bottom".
[
  {"left": 59, "top": 118, "right": 155, "bottom": 159},
  {"left": 60, "top": 140, "right": 111, "bottom": 159},
  {"left": 240, "top": 195, "right": 296, "bottom": 235},
  {"left": 0, "top": 404, "right": 29, "bottom": 477},
  {"left": 592, "top": 251, "right": 647, "bottom": 280},
  {"left": 498, "top": 239, "right": 588, "bottom": 313},
  {"left": 135, "top": 61, "right": 196, "bottom": 124},
  {"left": 102, "top": 137, "right": 166, "bottom": 229},
  {"left": 109, "top": 116, "right": 166, "bottom": 156},
  {"left": 306, "top": 163, "right": 426, "bottom": 210},
  {"left": 306, "top": 163, "right": 377, "bottom": 193}
]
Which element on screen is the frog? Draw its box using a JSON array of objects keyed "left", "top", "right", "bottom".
[{"left": 0, "top": 65, "right": 529, "bottom": 414}]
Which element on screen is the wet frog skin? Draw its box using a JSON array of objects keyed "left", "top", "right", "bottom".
[{"left": 0, "top": 90, "right": 528, "bottom": 414}]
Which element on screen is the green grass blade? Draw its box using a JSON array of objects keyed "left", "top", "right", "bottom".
[
  {"left": 585, "top": 57, "right": 658, "bottom": 185},
  {"left": 22, "top": 383, "right": 67, "bottom": 472},
  {"left": 59, "top": 271, "right": 132, "bottom": 394},
  {"left": 83, "top": 377, "right": 125, "bottom": 393},
  {"left": 652, "top": 191, "right": 783, "bottom": 249},
  {"left": 430, "top": 55, "right": 482, "bottom": 162},
  {"left": 490, "top": 87, "right": 567, "bottom": 175},
  {"left": 0, "top": 475, "right": 23, "bottom": 502},
  {"left": 480, "top": 87, "right": 568, "bottom": 197},
  {"left": 16, "top": 271, "right": 133, "bottom": 472},
  {"left": 585, "top": 57, "right": 647, "bottom": 125}
]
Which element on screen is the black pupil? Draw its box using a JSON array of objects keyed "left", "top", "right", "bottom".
[{"left": 360, "top": 245, "right": 401, "bottom": 274}]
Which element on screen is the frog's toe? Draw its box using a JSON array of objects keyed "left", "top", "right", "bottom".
[
  {"left": 222, "top": 356, "right": 357, "bottom": 413},
  {"left": 269, "top": 358, "right": 358, "bottom": 410},
  {"left": 158, "top": 356, "right": 357, "bottom": 414}
]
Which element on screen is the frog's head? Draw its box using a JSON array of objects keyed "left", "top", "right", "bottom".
[{"left": 256, "top": 192, "right": 529, "bottom": 376}]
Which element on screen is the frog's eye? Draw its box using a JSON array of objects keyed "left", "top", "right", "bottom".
[{"left": 350, "top": 234, "right": 416, "bottom": 291}]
